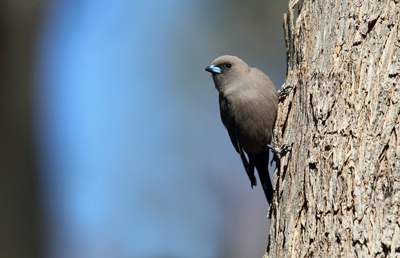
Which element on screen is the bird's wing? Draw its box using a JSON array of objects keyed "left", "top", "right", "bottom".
[
  {"left": 219, "top": 93, "right": 239, "bottom": 153},
  {"left": 219, "top": 93, "right": 257, "bottom": 187}
]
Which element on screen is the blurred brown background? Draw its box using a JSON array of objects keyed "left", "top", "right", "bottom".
[{"left": 0, "top": 1, "right": 45, "bottom": 258}]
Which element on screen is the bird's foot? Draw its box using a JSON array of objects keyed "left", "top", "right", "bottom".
[
  {"left": 277, "top": 144, "right": 292, "bottom": 157},
  {"left": 267, "top": 143, "right": 292, "bottom": 158},
  {"left": 278, "top": 84, "right": 293, "bottom": 101}
]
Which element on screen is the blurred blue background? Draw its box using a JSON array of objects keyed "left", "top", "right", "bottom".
[{"left": 34, "top": 1, "right": 287, "bottom": 257}]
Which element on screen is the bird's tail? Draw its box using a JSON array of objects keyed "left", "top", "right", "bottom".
[{"left": 250, "top": 151, "right": 273, "bottom": 204}]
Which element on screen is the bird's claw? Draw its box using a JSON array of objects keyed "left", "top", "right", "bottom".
[
  {"left": 278, "top": 84, "right": 293, "bottom": 101},
  {"left": 267, "top": 143, "right": 292, "bottom": 158},
  {"left": 278, "top": 144, "right": 292, "bottom": 157}
]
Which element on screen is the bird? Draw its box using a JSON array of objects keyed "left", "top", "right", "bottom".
[{"left": 205, "top": 55, "right": 278, "bottom": 204}]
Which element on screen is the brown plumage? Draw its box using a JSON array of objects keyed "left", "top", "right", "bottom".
[{"left": 205, "top": 55, "right": 278, "bottom": 203}]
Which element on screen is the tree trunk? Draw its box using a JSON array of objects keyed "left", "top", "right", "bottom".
[{"left": 266, "top": 0, "right": 400, "bottom": 257}]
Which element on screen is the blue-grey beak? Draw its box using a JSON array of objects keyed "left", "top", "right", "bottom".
[{"left": 205, "top": 64, "right": 222, "bottom": 74}]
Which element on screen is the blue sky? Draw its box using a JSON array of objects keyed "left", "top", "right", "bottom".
[{"left": 37, "top": 1, "right": 286, "bottom": 257}]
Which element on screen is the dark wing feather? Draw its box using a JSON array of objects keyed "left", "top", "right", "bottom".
[
  {"left": 219, "top": 93, "right": 257, "bottom": 187},
  {"left": 219, "top": 94, "right": 239, "bottom": 152}
]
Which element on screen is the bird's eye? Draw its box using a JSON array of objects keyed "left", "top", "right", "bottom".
[{"left": 225, "top": 63, "right": 232, "bottom": 69}]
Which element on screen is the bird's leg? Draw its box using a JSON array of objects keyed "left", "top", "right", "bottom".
[{"left": 278, "top": 83, "right": 293, "bottom": 101}]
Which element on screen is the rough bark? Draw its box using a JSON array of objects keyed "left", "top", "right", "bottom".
[{"left": 266, "top": 0, "right": 400, "bottom": 257}]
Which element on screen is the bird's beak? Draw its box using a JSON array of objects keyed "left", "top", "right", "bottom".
[{"left": 205, "top": 64, "right": 222, "bottom": 74}]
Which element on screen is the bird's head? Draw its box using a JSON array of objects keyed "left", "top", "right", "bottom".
[{"left": 205, "top": 55, "right": 250, "bottom": 91}]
